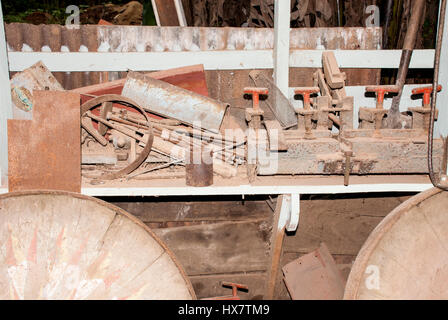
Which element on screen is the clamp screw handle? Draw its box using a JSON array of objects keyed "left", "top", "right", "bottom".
[
  {"left": 294, "top": 87, "right": 320, "bottom": 107},
  {"left": 365, "top": 85, "right": 400, "bottom": 106},
  {"left": 244, "top": 87, "right": 269, "bottom": 110},
  {"left": 412, "top": 85, "right": 442, "bottom": 107}
]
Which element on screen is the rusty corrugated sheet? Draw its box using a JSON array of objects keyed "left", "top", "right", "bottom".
[{"left": 5, "top": 23, "right": 382, "bottom": 90}]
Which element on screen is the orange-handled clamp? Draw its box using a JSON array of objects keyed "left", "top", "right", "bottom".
[
  {"left": 365, "top": 85, "right": 400, "bottom": 108},
  {"left": 244, "top": 87, "right": 269, "bottom": 110},
  {"left": 294, "top": 87, "right": 320, "bottom": 108},
  {"left": 412, "top": 85, "right": 442, "bottom": 107}
]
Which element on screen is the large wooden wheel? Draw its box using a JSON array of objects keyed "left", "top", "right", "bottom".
[
  {"left": 344, "top": 188, "right": 448, "bottom": 300},
  {"left": 0, "top": 191, "right": 196, "bottom": 300}
]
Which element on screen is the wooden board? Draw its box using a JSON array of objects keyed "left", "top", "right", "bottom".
[
  {"left": 8, "top": 91, "right": 81, "bottom": 193},
  {"left": 153, "top": 0, "right": 180, "bottom": 26},
  {"left": 283, "top": 195, "right": 412, "bottom": 256},
  {"left": 111, "top": 197, "right": 272, "bottom": 222},
  {"left": 0, "top": 191, "right": 195, "bottom": 300},
  {"left": 282, "top": 243, "right": 346, "bottom": 300},
  {"left": 153, "top": 220, "right": 271, "bottom": 276}
]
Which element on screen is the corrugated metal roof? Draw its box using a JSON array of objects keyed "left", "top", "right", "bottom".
[{"left": 5, "top": 23, "right": 382, "bottom": 89}]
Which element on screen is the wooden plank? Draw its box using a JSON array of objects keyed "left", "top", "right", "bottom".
[
  {"left": 282, "top": 195, "right": 412, "bottom": 256},
  {"left": 264, "top": 121, "right": 288, "bottom": 151},
  {"left": 190, "top": 273, "right": 267, "bottom": 300},
  {"left": 152, "top": 0, "right": 180, "bottom": 26},
  {"left": 282, "top": 243, "right": 346, "bottom": 300},
  {"left": 111, "top": 198, "right": 272, "bottom": 222},
  {"left": 8, "top": 50, "right": 436, "bottom": 72},
  {"left": 8, "top": 91, "right": 81, "bottom": 192},
  {"left": 0, "top": 2, "right": 12, "bottom": 185},
  {"left": 436, "top": 1, "right": 448, "bottom": 138},
  {"left": 153, "top": 220, "right": 271, "bottom": 276},
  {"left": 265, "top": 195, "right": 285, "bottom": 300}
]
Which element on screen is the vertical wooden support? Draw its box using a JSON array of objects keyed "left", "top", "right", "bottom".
[
  {"left": 273, "top": 0, "right": 291, "bottom": 97},
  {"left": 0, "top": 1, "right": 12, "bottom": 185},
  {"left": 436, "top": 1, "right": 448, "bottom": 174},
  {"left": 436, "top": 2, "right": 448, "bottom": 140},
  {"left": 265, "top": 195, "right": 286, "bottom": 300}
]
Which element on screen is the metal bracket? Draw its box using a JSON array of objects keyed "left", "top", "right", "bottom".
[{"left": 279, "top": 193, "right": 300, "bottom": 232}]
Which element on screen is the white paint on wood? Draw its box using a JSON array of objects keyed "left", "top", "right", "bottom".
[
  {"left": 273, "top": 0, "right": 291, "bottom": 97},
  {"left": 290, "top": 49, "right": 435, "bottom": 69},
  {"left": 7, "top": 49, "right": 435, "bottom": 72},
  {"left": 0, "top": 1, "right": 12, "bottom": 185},
  {"left": 0, "top": 182, "right": 429, "bottom": 197}
]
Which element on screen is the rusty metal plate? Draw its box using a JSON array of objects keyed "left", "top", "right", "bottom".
[
  {"left": 283, "top": 243, "right": 346, "bottom": 300},
  {"left": 8, "top": 91, "right": 81, "bottom": 192},
  {"left": 122, "top": 71, "right": 228, "bottom": 133}
]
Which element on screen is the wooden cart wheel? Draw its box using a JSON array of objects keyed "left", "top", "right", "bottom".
[
  {"left": 0, "top": 191, "right": 196, "bottom": 300},
  {"left": 344, "top": 188, "right": 448, "bottom": 299}
]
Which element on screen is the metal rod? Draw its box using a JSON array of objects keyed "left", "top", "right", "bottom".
[{"left": 387, "top": 0, "right": 425, "bottom": 129}]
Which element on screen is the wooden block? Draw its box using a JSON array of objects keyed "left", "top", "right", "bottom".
[
  {"left": 282, "top": 243, "right": 346, "bottom": 300},
  {"left": 8, "top": 91, "right": 81, "bottom": 192}
]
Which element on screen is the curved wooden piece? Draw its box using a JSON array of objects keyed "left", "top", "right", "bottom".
[
  {"left": 0, "top": 191, "right": 196, "bottom": 300},
  {"left": 344, "top": 188, "right": 448, "bottom": 300}
]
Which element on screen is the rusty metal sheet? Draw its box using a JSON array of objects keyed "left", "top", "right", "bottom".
[
  {"left": 283, "top": 243, "right": 346, "bottom": 300},
  {"left": 8, "top": 91, "right": 81, "bottom": 192},
  {"left": 10, "top": 61, "right": 64, "bottom": 120},
  {"left": 122, "top": 71, "right": 228, "bottom": 133}
]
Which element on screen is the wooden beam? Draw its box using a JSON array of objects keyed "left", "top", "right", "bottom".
[
  {"left": 435, "top": 1, "right": 448, "bottom": 139},
  {"left": 0, "top": 1, "right": 12, "bottom": 185},
  {"left": 152, "top": 0, "right": 181, "bottom": 26},
  {"left": 153, "top": 220, "right": 270, "bottom": 276},
  {"left": 273, "top": 0, "right": 291, "bottom": 96},
  {"left": 265, "top": 195, "right": 286, "bottom": 299},
  {"left": 7, "top": 50, "right": 436, "bottom": 72}
]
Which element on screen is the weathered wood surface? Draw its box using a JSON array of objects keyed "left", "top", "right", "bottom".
[
  {"left": 345, "top": 189, "right": 448, "bottom": 300},
  {"left": 283, "top": 194, "right": 413, "bottom": 256},
  {"left": 111, "top": 197, "right": 272, "bottom": 222},
  {"left": 191, "top": 273, "right": 267, "bottom": 300},
  {"left": 275, "top": 193, "right": 414, "bottom": 299},
  {"left": 0, "top": 191, "right": 195, "bottom": 300},
  {"left": 153, "top": 220, "right": 271, "bottom": 276}
]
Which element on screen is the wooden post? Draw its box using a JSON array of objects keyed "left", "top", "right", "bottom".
[
  {"left": 273, "top": 0, "right": 291, "bottom": 97},
  {"left": 436, "top": 1, "right": 448, "bottom": 146},
  {"left": 0, "top": 1, "right": 12, "bottom": 185},
  {"left": 265, "top": 195, "right": 286, "bottom": 300}
]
